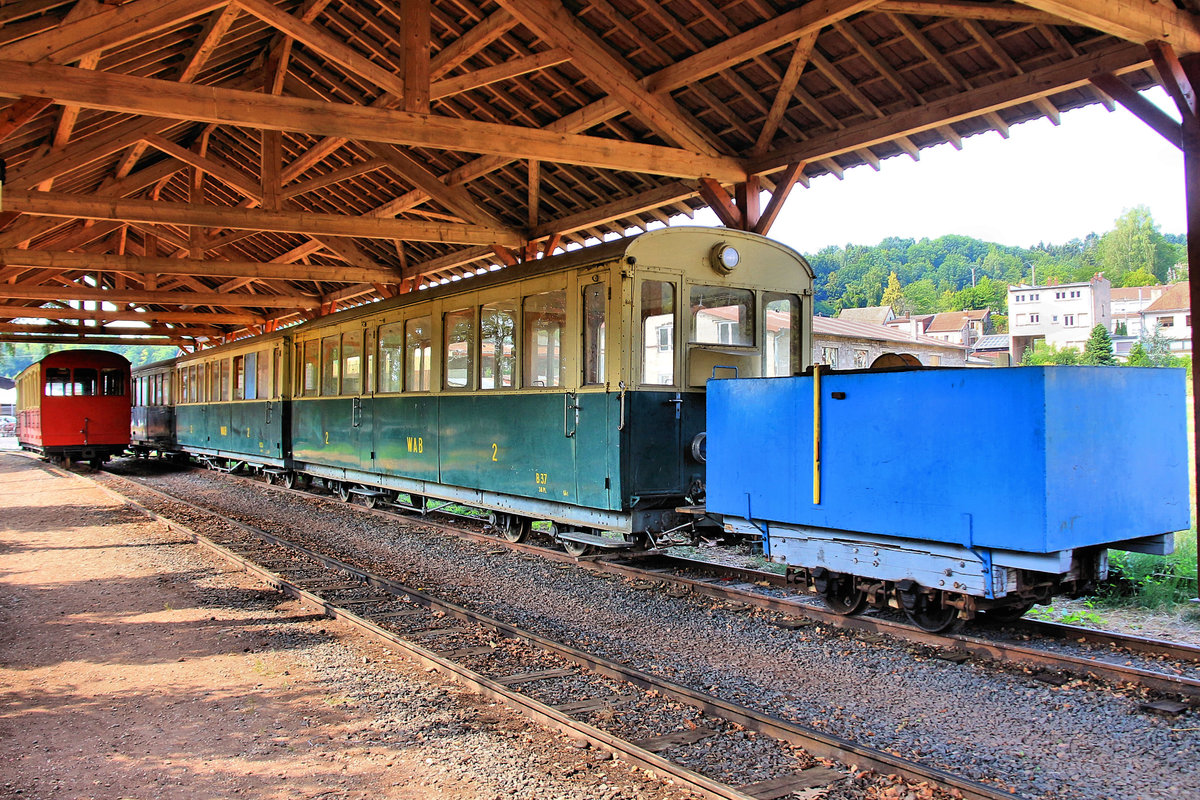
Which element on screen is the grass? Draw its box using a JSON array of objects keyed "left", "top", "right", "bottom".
[{"left": 1100, "top": 530, "right": 1198, "bottom": 610}]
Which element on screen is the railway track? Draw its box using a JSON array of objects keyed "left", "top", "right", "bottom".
[
  {"left": 84, "top": 465, "right": 1025, "bottom": 800},
  {"left": 154, "top": 460, "right": 1200, "bottom": 707}
]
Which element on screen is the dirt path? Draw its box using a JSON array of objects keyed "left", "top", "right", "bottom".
[{"left": 0, "top": 453, "right": 678, "bottom": 800}]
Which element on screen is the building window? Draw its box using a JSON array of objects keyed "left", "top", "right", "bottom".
[
  {"left": 1032, "top": 293, "right": 1039, "bottom": 301},
  {"left": 854, "top": 349, "right": 869, "bottom": 368},
  {"left": 1052, "top": 315, "right": 1058, "bottom": 323},
  {"left": 1070, "top": 290, "right": 1081, "bottom": 298},
  {"left": 1030, "top": 314, "right": 1039, "bottom": 323},
  {"left": 821, "top": 347, "right": 838, "bottom": 367},
  {"left": 1064, "top": 314, "right": 1074, "bottom": 326},
  {"left": 1188, "top": 314, "right": 1193, "bottom": 327},
  {"left": 1158, "top": 316, "right": 1175, "bottom": 329}
]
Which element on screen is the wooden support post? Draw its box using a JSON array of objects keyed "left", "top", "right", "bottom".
[
  {"left": 754, "top": 162, "right": 806, "bottom": 236},
  {"left": 697, "top": 178, "right": 743, "bottom": 230},
  {"left": 1158, "top": 45, "right": 1200, "bottom": 601},
  {"left": 262, "top": 129, "right": 282, "bottom": 211},
  {"left": 402, "top": 0, "right": 431, "bottom": 114},
  {"left": 735, "top": 175, "right": 761, "bottom": 233},
  {"left": 543, "top": 232, "right": 561, "bottom": 258}
]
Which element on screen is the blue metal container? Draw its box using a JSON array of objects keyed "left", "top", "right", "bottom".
[{"left": 706, "top": 367, "right": 1190, "bottom": 553}]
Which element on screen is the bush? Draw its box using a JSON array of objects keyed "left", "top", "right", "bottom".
[{"left": 1101, "top": 531, "right": 1198, "bottom": 609}]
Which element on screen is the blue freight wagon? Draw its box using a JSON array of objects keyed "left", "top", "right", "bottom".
[{"left": 705, "top": 366, "right": 1190, "bottom": 630}]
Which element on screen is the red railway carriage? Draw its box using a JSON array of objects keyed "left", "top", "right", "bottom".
[{"left": 16, "top": 350, "right": 131, "bottom": 466}]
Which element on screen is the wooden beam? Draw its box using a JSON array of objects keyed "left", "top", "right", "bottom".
[
  {"left": 875, "top": 1, "right": 1068, "bottom": 25},
  {"left": 494, "top": 0, "right": 720, "bottom": 156},
  {"left": 0, "top": 305, "right": 264, "bottom": 324},
  {"left": 0, "top": 284, "right": 319, "bottom": 308},
  {"left": 364, "top": 143, "right": 512, "bottom": 230},
  {"left": 0, "top": 96, "right": 52, "bottom": 143},
  {"left": 0, "top": 60, "right": 747, "bottom": 182},
  {"left": 430, "top": 10, "right": 517, "bottom": 79},
  {"left": 234, "top": 0, "right": 407, "bottom": 99},
  {"left": 645, "top": 0, "right": 882, "bottom": 93},
  {"left": 1018, "top": 0, "right": 1200, "bottom": 55},
  {"left": 531, "top": 181, "right": 697, "bottom": 238},
  {"left": 751, "top": 42, "right": 1152, "bottom": 173},
  {"left": 697, "top": 179, "right": 743, "bottom": 229},
  {"left": 754, "top": 162, "right": 805, "bottom": 236},
  {"left": 0, "top": 0, "right": 227, "bottom": 64},
  {"left": 3, "top": 189, "right": 520, "bottom": 246},
  {"left": 736, "top": 176, "right": 762, "bottom": 232},
  {"left": 1090, "top": 73, "right": 1183, "bottom": 147},
  {"left": 179, "top": 4, "right": 241, "bottom": 82},
  {"left": 400, "top": 0, "right": 430, "bottom": 113},
  {"left": 142, "top": 133, "right": 260, "bottom": 198},
  {"left": 0, "top": 249, "right": 403, "bottom": 283},
  {"left": 1147, "top": 40, "right": 1199, "bottom": 118},
  {"left": 280, "top": 158, "right": 386, "bottom": 200},
  {"left": 261, "top": 129, "right": 282, "bottom": 211},
  {"left": 431, "top": 49, "right": 572, "bottom": 101},
  {"left": 753, "top": 32, "right": 819, "bottom": 156}
]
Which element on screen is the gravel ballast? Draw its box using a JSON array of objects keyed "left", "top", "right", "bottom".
[{"left": 102, "top": 460, "right": 1200, "bottom": 800}]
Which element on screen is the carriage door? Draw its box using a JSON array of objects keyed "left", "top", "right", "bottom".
[
  {"left": 343, "top": 325, "right": 373, "bottom": 471},
  {"left": 575, "top": 276, "right": 611, "bottom": 508},
  {"left": 631, "top": 277, "right": 682, "bottom": 496}
]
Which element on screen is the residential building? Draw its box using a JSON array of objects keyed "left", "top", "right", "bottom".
[
  {"left": 837, "top": 306, "right": 895, "bottom": 325},
  {"left": 971, "top": 334, "right": 1012, "bottom": 366},
  {"left": 924, "top": 309, "right": 992, "bottom": 347},
  {"left": 813, "top": 316, "right": 969, "bottom": 368},
  {"left": 884, "top": 314, "right": 933, "bottom": 339},
  {"left": 1008, "top": 275, "right": 1111, "bottom": 361},
  {"left": 1139, "top": 281, "right": 1192, "bottom": 356},
  {"left": 1110, "top": 285, "right": 1166, "bottom": 338}
]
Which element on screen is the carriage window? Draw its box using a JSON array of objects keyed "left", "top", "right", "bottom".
[
  {"left": 233, "top": 356, "right": 246, "bottom": 400},
  {"left": 321, "top": 334, "right": 341, "bottom": 396},
  {"left": 257, "top": 349, "right": 272, "bottom": 399},
  {"left": 764, "top": 293, "right": 801, "bottom": 377},
  {"left": 641, "top": 281, "right": 675, "bottom": 386},
  {"left": 481, "top": 299, "right": 517, "bottom": 390},
  {"left": 190, "top": 365, "right": 199, "bottom": 403},
  {"left": 179, "top": 370, "right": 188, "bottom": 404},
  {"left": 523, "top": 290, "right": 565, "bottom": 387},
  {"left": 691, "top": 285, "right": 753, "bottom": 346},
  {"left": 342, "top": 330, "right": 362, "bottom": 395},
  {"left": 405, "top": 317, "right": 432, "bottom": 392},
  {"left": 45, "top": 367, "right": 70, "bottom": 396},
  {"left": 208, "top": 362, "right": 219, "bottom": 401},
  {"left": 583, "top": 283, "right": 606, "bottom": 385},
  {"left": 444, "top": 308, "right": 475, "bottom": 389},
  {"left": 246, "top": 353, "right": 259, "bottom": 400},
  {"left": 74, "top": 368, "right": 97, "bottom": 396},
  {"left": 152, "top": 375, "right": 161, "bottom": 405},
  {"left": 302, "top": 340, "right": 319, "bottom": 396},
  {"left": 378, "top": 322, "right": 404, "bottom": 393},
  {"left": 218, "top": 360, "right": 229, "bottom": 401}
]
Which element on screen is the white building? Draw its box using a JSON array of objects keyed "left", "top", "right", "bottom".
[
  {"left": 1008, "top": 275, "right": 1111, "bottom": 361},
  {"left": 1110, "top": 285, "right": 1166, "bottom": 338},
  {"left": 1139, "top": 282, "right": 1192, "bottom": 357}
]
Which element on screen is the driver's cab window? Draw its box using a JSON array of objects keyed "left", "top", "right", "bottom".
[{"left": 641, "top": 280, "right": 675, "bottom": 386}]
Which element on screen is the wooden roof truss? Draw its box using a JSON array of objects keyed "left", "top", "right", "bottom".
[{"left": 0, "top": 0, "right": 1195, "bottom": 346}]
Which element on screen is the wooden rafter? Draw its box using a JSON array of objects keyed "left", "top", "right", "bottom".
[{"left": 0, "top": 60, "right": 747, "bottom": 181}]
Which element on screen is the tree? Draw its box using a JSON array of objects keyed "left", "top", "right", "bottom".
[
  {"left": 881, "top": 271, "right": 903, "bottom": 313},
  {"left": 1081, "top": 325, "right": 1117, "bottom": 365},
  {"left": 1119, "top": 267, "right": 1159, "bottom": 288},
  {"left": 1098, "top": 206, "right": 1175, "bottom": 284},
  {"left": 1020, "top": 341, "right": 1081, "bottom": 366},
  {"left": 1125, "top": 341, "right": 1153, "bottom": 367},
  {"left": 1140, "top": 327, "right": 1179, "bottom": 367}
]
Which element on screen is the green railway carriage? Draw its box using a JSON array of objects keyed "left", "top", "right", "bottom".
[
  {"left": 287, "top": 227, "right": 814, "bottom": 551},
  {"left": 169, "top": 335, "right": 290, "bottom": 468}
]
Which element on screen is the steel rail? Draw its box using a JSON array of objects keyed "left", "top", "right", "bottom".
[
  {"left": 92, "top": 465, "right": 1025, "bottom": 800},
  {"left": 169, "top": 463, "right": 1200, "bottom": 701}
]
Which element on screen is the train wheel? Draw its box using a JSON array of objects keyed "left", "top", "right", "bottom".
[
  {"left": 493, "top": 513, "right": 530, "bottom": 543},
  {"left": 364, "top": 491, "right": 393, "bottom": 510},
  {"left": 281, "top": 471, "right": 296, "bottom": 489},
  {"left": 561, "top": 533, "right": 594, "bottom": 557},
  {"left": 903, "top": 593, "right": 961, "bottom": 633},
  {"left": 89, "top": 458, "right": 103, "bottom": 471},
  {"left": 334, "top": 482, "right": 352, "bottom": 502},
  {"left": 263, "top": 471, "right": 275, "bottom": 485},
  {"left": 823, "top": 577, "right": 867, "bottom": 616}
]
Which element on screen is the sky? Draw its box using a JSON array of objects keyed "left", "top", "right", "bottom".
[{"left": 685, "top": 87, "right": 1185, "bottom": 255}]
